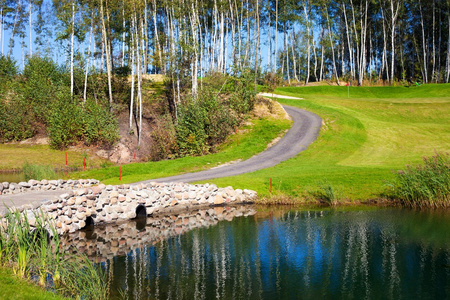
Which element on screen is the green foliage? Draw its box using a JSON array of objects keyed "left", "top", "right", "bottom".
[
  {"left": 22, "top": 56, "right": 65, "bottom": 123},
  {"left": 0, "top": 55, "right": 18, "bottom": 82},
  {"left": 0, "top": 96, "right": 35, "bottom": 142},
  {"left": 47, "top": 96, "right": 119, "bottom": 149},
  {"left": 22, "top": 162, "right": 56, "bottom": 181},
  {"left": 0, "top": 209, "right": 109, "bottom": 299},
  {"left": 387, "top": 152, "right": 450, "bottom": 208},
  {"left": 83, "top": 100, "right": 119, "bottom": 147},
  {"left": 150, "top": 114, "right": 177, "bottom": 160},
  {"left": 47, "top": 97, "right": 84, "bottom": 149},
  {"left": 176, "top": 89, "right": 237, "bottom": 156},
  {"left": 309, "top": 180, "right": 341, "bottom": 206}
]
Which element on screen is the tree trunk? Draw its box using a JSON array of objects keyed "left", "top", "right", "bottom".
[
  {"left": 129, "top": 17, "right": 136, "bottom": 130},
  {"left": 390, "top": 0, "right": 399, "bottom": 84},
  {"left": 304, "top": 5, "right": 310, "bottom": 85},
  {"left": 29, "top": 1, "right": 32, "bottom": 57},
  {"left": 326, "top": 7, "right": 340, "bottom": 85},
  {"left": 84, "top": 15, "right": 94, "bottom": 103},
  {"left": 275, "top": 0, "right": 278, "bottom": 73},
  {"left": 70, "top": 1, "right": 75, "bottom": 98},
  {"left": 100, "top": 0, "right": 113, "bottom": 107},
  {"left": 254, "top": 0, "right": 260, "bottom": 92},
  {"left": 419, "top": 1, "right": 428, "bottom": 83}
]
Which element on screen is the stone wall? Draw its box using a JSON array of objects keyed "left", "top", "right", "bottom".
[
  {"left": 61, "top": 205, "right": 257, "bottom": 261},
  {"left": 0, "top": 179, "right": 99, "bottom": 195},
  {"left": 3, "top": 181, "right": 257, "bottom": 235}
]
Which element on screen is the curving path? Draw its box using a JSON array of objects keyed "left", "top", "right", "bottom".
[
  {"left": 139, "top": 105, "right": 322, "bottom": 184},
  {"left": 0, "top": 100, "right": 321, "bottom": 212}
]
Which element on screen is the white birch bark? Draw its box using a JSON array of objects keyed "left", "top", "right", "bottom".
[
  {"left": 100, "top": 0, "right": 113, "bottom": 106},
  {"left": 130, "top": 17, "right": 136, "bottom": 130},
  {"left": 275, "top": 0, "right": 278, "bottom": 72},
  {"left": 70, "top": 1, "right": 75, "bottom": 97},
  {"left": 29, "top": 1, "right": 32, "bottom": 57},
  {"left": 0, "top": 8, "right": 3, "bottom": 55},
  {"left": 447, "top": 13, "right": 450, "bottom": 83},
  {"left": 389, "top": 0, "right": 400, "bottom": 84},
  {"left": 304, "top": 5, "right": 311, "bottom": 84},
  {"left": 84, "top": 15, "right": 94, "bottom": 103},
  {"left": 419, "top": 1, "right": 428, "bottom": 83}
]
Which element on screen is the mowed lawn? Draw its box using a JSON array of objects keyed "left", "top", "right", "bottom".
[{"left": 208, "top": 84, "right": 450, "bottom": 200}]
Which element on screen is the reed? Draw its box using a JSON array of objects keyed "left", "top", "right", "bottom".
[
  {"left": 0, "top": 208, "right": 109, "bottom": 299},
  {"left": 309, "top": 180, "right": 341, "bottom": 206},
  {"left": 22, "top": 162, "right": 56, "bottom": 181},
  {"left": 387, "top": 152, "right": 450, "bottom": 208}
]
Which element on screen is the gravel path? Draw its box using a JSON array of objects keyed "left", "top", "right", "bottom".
[{"left": 138, "top": 105, "right": 321, "bottom": 184}]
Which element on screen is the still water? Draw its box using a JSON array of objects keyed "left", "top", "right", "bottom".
[{"left": 66, "top": 206, "right": 450, "bottom": 299}]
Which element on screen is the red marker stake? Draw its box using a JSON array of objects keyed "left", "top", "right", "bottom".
[
  {"left": 270, "top": 178, "right": 273, "bottom": 193},
  {"left": 83, "top": 158, "right": 86, "bottom": 171},
  {"left": 65, "top": 152, "right": 67, "bottom": 166},
  {"left": 119, "top": 165, "right": 122, "bottom": 181},
  {"left": 270, "top": 211, "right": 273, "bottom": 223}
]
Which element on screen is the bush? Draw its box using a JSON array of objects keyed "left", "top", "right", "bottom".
[
  {"left": 0, "top": 96, "right": 35, "bottom": 142},
  {"left": 150, "top": 114, "right": 177, "bottom": 160},
  {"left": 0, "top": 55, "right": 18, "bottom": 81},
  {"left": 22, "top": 56, "right": 64, "bottom": 124},
  {"left": 387, "top": 152, "right": 450, "bottom": 208},
  {"left": 47, "top": 95, "right": 84, "bottom": 149},
  {"left": 175, "top": 89, "right": 237, "bottom": 156},
  {"left": 83, "top": 100, "right": 119, "bottom": 147},
  {"left": 47, "top": 97, "right": 119, "bottom": 149}
]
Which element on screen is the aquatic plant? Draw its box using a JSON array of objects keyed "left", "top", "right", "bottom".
[
  {"left": 387, "top": 152, "right": 450, "bottom": 208},
  {"left": 309, "top": 180, "right": 341, "bottom": 206},
  {"left": 0, "top": 208, "right": 109, "bottom": 299},
  {"left": 23, "top": 162, "right": 56, "bottom": 181}
]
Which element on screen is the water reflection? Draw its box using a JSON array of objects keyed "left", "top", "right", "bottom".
[{"left": 64, "top": 207, "right": 450, "bottom": 299}]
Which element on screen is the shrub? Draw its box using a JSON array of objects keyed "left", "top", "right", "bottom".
[
  {"left": 0, "top": 55, "right": 18, "bottom": 81},
  {"left": 387, "top": 152, "right": 450, "bottom": 208},
  {"left": 83, "top": 100, "right": 119, "bottom": 147},
  {"left": 150, "top": 114, "right": 177, "bottom": 160},
  {"left": 175, "top": 89, "right": 237, "bottom": 156},
  {"left": 22, "top": 56, "right": 64, "bottom": 123},
  {"left": 0, "top": 96, "right": 35, "bottom": 142},
  {"left": 47, "top": 95, "right": 84, "bottom": 149}
]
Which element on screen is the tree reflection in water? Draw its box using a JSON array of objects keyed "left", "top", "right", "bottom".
[{"left": 62, "top": 207, "right": 450, "bottom": 299}]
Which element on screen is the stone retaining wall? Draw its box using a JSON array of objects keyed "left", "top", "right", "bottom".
[
  {"left": 2, "top": 181, "right": 257, "bottom": 235},
  {"left": 0, "top": 179, "right": 99, "bottom": 195},
  {"left": 62, "top": 205, "right": 257, "bottom": 261}
]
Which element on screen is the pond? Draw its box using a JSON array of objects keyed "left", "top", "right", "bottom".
[
  {"left": 0, "top": 172, "right": 25, "bottom": 183},
  {"left": 64, "top": 205, "right": 450, "bottom": 299}
]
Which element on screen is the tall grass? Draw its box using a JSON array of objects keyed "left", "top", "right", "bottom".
[
  {"left": 23, "top": 162, "right": 56, "bottom": 181},
  {"left": 387, "top": 152, "right": 450, "bottom": 208},
  {"left": 309, "top": 180, "right": 341, "bottom": 206},
  {"left": 0, "top": 208, "right": 109, "bottom": 299}
]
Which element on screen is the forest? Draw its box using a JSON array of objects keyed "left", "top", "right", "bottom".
[
  {"left": 0, "top": 0, "right": 449, "bottom": 153},
  {"left": 1, "top": 0, "right": 449, "bottom": 85}
]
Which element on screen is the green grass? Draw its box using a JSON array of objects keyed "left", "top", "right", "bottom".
[
  {"left": 74, "top": 84, "right": 449, "bottom": 202},
  {"left": 0, "top": 144, "right": 107, "bottom": 172},
  {"left": 74, "top": 113, "right": 292, "bottom": 184},
  {"left": 0, "top": 267, "right": 67, "bottom": 300},
  {"left": 207, "top": 84, "right": 450, "bottom": 200}
]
